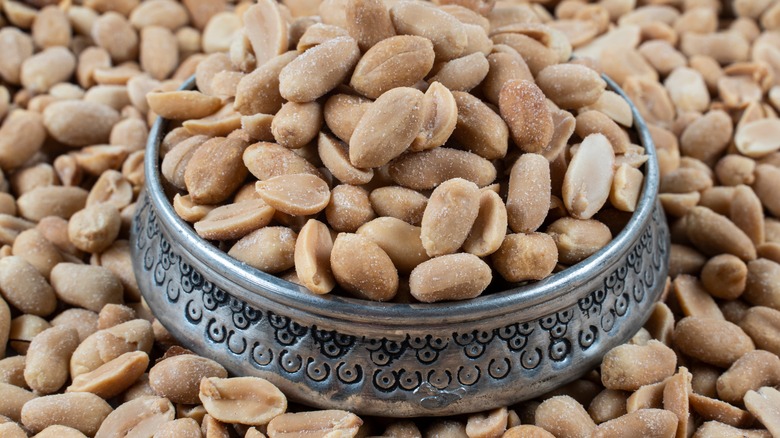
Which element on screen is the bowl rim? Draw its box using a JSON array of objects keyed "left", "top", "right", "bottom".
[{"left": 143, "top": 74, "right": 659, "bottom": 326}]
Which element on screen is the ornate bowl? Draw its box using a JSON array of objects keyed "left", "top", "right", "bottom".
[{"left": 131, "top": 75, "right": 669, "bottom": 417}]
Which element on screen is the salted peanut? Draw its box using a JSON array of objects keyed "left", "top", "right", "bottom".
[
  {"left": 280, "top": 36, "right": 360, "bottom": 103},
  {"left": 464, "top": 407, "right": 507, "bottom": 438},
  {"left": 243, "top": 142, "right": 321, "bottom": 182},
  {"left": 368, "top": 186, "right": 428, "bottom": 226},
  {"left": 744, "top": 387, "right": 780, "bottom": 437},
  {"left": 229, "top": 227, "right": 297, "bottom": 274},
  {"left": 588, "top": 389, "right": 629, "bottom": 424},
  {"left": 450, "top": 90, "right": 508, "bottom": 160},
  {"left": 699, "top": 187, "right": 736, "bottom": 216},
  {"left": 429, "top": 52, "right": 490, "bottom": 92},
  {"left": 626, "top": 379, "right": 666, "bottom": 413},
  {"left": 0, "top": 28, "right": 33, "bottom": 85},
  {"left": 600, "top": 340, "right": 676, "bottom": 391},
  {"left": 20, "top": 47, "right": 76, "bottom": 93},
  {"left": 139, "top": 26, "right": 178, "bottom": 81},
  {"left": 330, "top": 233, "right": 398, "bottom": 301},
  {"left": 420, "top": 178, "right": 480, "bottom": 257},
  {"left": 194, "top": 200, "right": 275, "bottom": 241},
  {"left": 541, "top": 108, "right": 576, "bottom": 161},
  {"left": 242, "top": 0, "right": 287, "bottom": 67},
  {"left": 94, "top": 396, "right": 174, "bottom": 438},
  {"left": 42, "top": 100, "right": 119, "bottom": 147},
  {"left": 598, "top": 46, "right": 658, "bottom": 87},
  {"left": 266, "top": 410, "right": 361, "bottom": 438},
  {"left": 0, "top": 256, "right": 56, "bottom": 317},
  {"left": 506, "top": 154, "right": 550, "bottom": 233},
  {"left": 424, "top": 421, "right": 466, "bottom": 438},
  {"left": 317, "top": 133, "right": 373, "bottom": 185},
  {"left": 489, "top": 32, "right": 558, "bottom": 77},
  {"left": 693, "top": 421, "right": 772, "bottom": 438},
  {"left": 463, "top": 190, "right": 508, "bottom": 258},
  {"left": 30, "top": 424, "right": 88, "bottom": 438},
  {"left": 389, "top": 147, "right": 497, "bottom": 190},
  {"left": 323, "top": 94, "right": 370, "bottom": 144},
  {"left": 350, "top": 35, "right": 434, "bottom": 99},
  {"left": 499, "top": 79, "right": 553, "bottom": 154},
  {"left": 199, "top": 377, "right": 286, "bottom": 426},
  {"left": 154, "top": 418, "right": 202, "bottom": 438},
  {"left": 563, "top": 134, "right": 616, "bottom": 220},
  {"left": 0, "top": 298, "right": 8, "bottom": 359},
  {"left": 234, "top": 51, "right": 297, "bottom": 116},
  {"left": 202, "top": 13, "right": 242, "bottom": 54},
  {"left": 730, "top": 185, "right": 765, "bottom": 246},
  {"left": 10, "top": 163, "right": 57, "bottom": 196},
  {"left": 592, "top": 409, "right": 678, "bottom": 438},
  {"left": 742, "top": 259, "right": 780, "bottom": 310},
  {"left": 610, "top": 165, "right": 643, "bottom": 212},
  {"left": 22, "top": 392, "right": 113, "bottom": 436},
  {"left": 50, "top": 264, "right": 123, "bottom": 313},
  {"left": 36, "top": 217, "right": 79, "bottom": 258},
  {"left": 547, "top": 217, "right": 612, "bottom": 265},
  {"left": 110, "top": 118, "right": 148, "bottom": 152},
  {"left": 0, "top": 110, "right": 45, "bottom": 172},
  {"left": 492, "top": 233, "right": 557, "bottom": 282},
  {"left": 740, "top": 307, "right": 780, "bottom": 356},
  {"left": 579, "top": 91, "right": 633, "bottom": 128},
  {"left": 86, "top": 170, "right": 133, "bottom": 210},
  {"left": 344, "top": 0, "right": 395, "bottom": 51},
  {"left": 256, "top": 174, "right": 331, "bottom": 216},
  {"left": 674, "top": 275, "right": 723, "bottom": 319},
  {"left": 700, "top": 255, "right": 748, "bottom": 300},
  {"left": 674, "top": 316, "right": 755, "bottom": 368},
  {"left": 91, "top": 12, "right": 138, "bottom": 63},
  {"left": 575, "top": 111, "right": 630, "bottom": 155},
  {"left": 129, "top": 0, "right": 189, "bottom": 29},
  {"left": 96, "top": 304, "right": 136, "bottom": 330},
  {"left": 325, "top": 185, "right": 375, "bottom": 233},
  {"left": 12, "top": 229, "right": 62, "bottom": 278},
  {"left": 147, "top": 354, "right": 227, "bottom": 406},
  {"left": 536, "top": 64, "right": 605, "bottom": 110},
  {"left": 758, "top": 243, "right": 780, "bottom": 264},
  {"left": 663, "top": 368, "right": 692, "bottom": 438},
  {"left": 184, "top": 137, "right": 248, "bottom": 205},
  {"left": 535, "top": 396, "right": 596, "bottom": 438},
  {"left": 271, "top": 102, "right": 322, "bottom": 150},
  {"left": 409, "top": 253, "right": 491, "bottom": 302},
  {"left": 0, "top": 382, "right": 35, "bottom": 422},
  {"left": 294, "top": 219, "right": 336, "bottom": 294},
  {"left": 686, "top": 207, "right": 757, "bottom": 261},
  {"left": 70, "top": 319, "right": 154, "bottom": 378},
  {"left": 715, "top": 155, "right": 756, "bottom": 186},
  {"left": 350, "top": 87, "right": 424, "bottom": 168},
  {"left": 716, "top": 350, "right": 780, "bottom": 405},
  {"left": 195, "top": 53, "right": 232, "bottom": 98},
  {"left": 680, "top": 32, "right": 749, "bottom": 64},
  {"left": 24, "top": 326, "right": 79, "bottom": 395},
  {"left": 67, "top": 204, "right": 121, "bottom": 254},
  {"left": 481, "top": 46, "right": 533, "bottom": 106},
  {"left": 663, "top": 67, "right": 710, "bottom": 113},
  {"left": 0, "top": 422, "right": 27, "bottom": 438},
  {"left": 356, "top": 217, "right": 428, "bottom": 275},
  {"left": 637, "top": 40, "right": 685, "bottom": 76},
  {"left": 67, "top": 350, "right": 148, "bottom": 399},
  {"left": 146, "top": 91, "right": 222, "bottom": 120},
  {"left": 242, "top": 114, "right": 275, "bottom": 142},
  {"left": 50, "top": 309, "right": 98, "bottom": 344},
  {"left": 295, "top": 22, "right": 350, "bottom": 52},
  {"left": 621, "top": 76, "right": 675, "bottom": 129},
  {"left": 390, "top": 1, "right": 466, "bottom": 61},
  {"left": 680, "top": 110, "right": 734, "bottom": 165},
  {"left": 754, "top": 164, "right": 780, "bottom": 218}
]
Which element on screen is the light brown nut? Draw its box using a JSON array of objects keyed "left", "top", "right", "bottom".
[
  {"left": 674, "top": 316, "right": 755, "bottom": 368},
  {"left": 243, "top": 141, "right": 321, "bottom": 182},
  {"left": 563, "top": 133, "right": 616, "bottom": 220},
  {"left": 690, "top": 392, "right": 755, "bottom": 429},
  {"left": 600, "top": 340, "right": 676, "bottom": 391},
  {"left": 740, "top": 307, "right": 780, "bottom": 356},
  {"left": 243, "top": 0, "right": 288, "bottom": 67},
  {"left": 241, "top": 114, "right": 275, "bottom": 142},
  {"left": 715, "top": 155, "right": 756, "bottom": 187},
  {"left": 31, "top": 424, "right": 88, "bottom": 438},
  {"left": 90, "top": 12, "right": 138, "bottom": 63},
  {"left": 465, "top": 407, "right": 507, "bottom": 438},
  {"left": 0, "top": 256, "right": 56, "bottom": 317},
  {"left": 0, "top": 110, "right": 45, "bottom": 172},
  {"left": 25, "top": 326, "right": 78, "bottom": 397},
  {"left": 598, "top": 45, "right": 658, "bottom": 88},
  {"left": 70, "top": 319, "right": 154, "bottom": 378},
  {"left": 429, "top": 52, "right": 490, "bottom": 92},
  {"left": 580, "top": 91, "right": 633, "bottom": 128},
  {"left": 357, "top": 217, "right": 429, "bottom": 275},
  {"left": 742, "top": 259, "right": 780, "bottom": 310},
  {"left": 758, "top": 243, "right": 780, "bottom": 265},
  {"left": 318, "top": 133, "right": 373, "bottom": 185},
  {"left": 87, "top": 170, "right": 134, "bottom": 209},
  {"left": 535, "top": 395, "right": 596, "bottom": 438},
  {"left": 663, "top": 368, "right": 693, "bottom": 438},
  {"left": 279, "top": 36, "right": 360, "bottom": 103},
  {"left": 673, "top": 274, "right": 723, "bottom": 319},
  {"left": 463, "top": 190, "right": 508, "bottom": 258},
  {"left": 730, "top": 185, "right": 765, "bottom": 246},
  {"left": 194, "top": 200, "right": 275, "bottom": 241},
  {"left": 297, "top": 24, "right": 358, "bottom": 53},
  {"left": 10, "top": 316, "right": 51, "bottom": 357},
  {"left": 425, "top": 420, "right": 468, "bottom": 437},
  {"left": 492, "top": 232, "right": 557, "bottom": 282},
  {"left": 184, "top": 137, "right": 248, "bottom": 205},
  {"left": 0, "top": 28, "right": 34, "bottom": 85},
  {"left": 0, "top": 382, "right": 35, "bottom": 422},
  {"left": 389, "top": 147, "right": 496, "bottom": 190},
  {"left": 140, "top": 25, "right": 178, "bottom": 81},
  {"left": 575, "top": 111, "right": 630, "bottom": 154},
  {"left": 482, "top": 48, "right": 532, "bottom": 107},
  {"left": 111, "top": 118, "right": 148, "bottom": 152},
  {"left": 42, "top": 100, "right": 119, "bottom": 147},
  {"left": 50, "top": 263, "right": 123, "bottom": 313},
  {"left": 420, "top": 178, "right": 480, "bottom": 257},
  {"left": 700, "top": 187, "right": 736, "bottom": 216},
  {"left": 153, "top": 418, "right": 202, "bottom": 438},
  {"left": 270, "top": 102, "right": 322, "bottom": 150},
  {"left": 637, "top": 40, "right": 685, "bottom": 77},
  {"left": 330, "top": 232, "right": 398, "bottom": 301},
  {"left": 146, "top": 90, "right": 222, "bottom": 120},
  {"left": 10, "top": 163, "right": 57, "bottom": 196},
  {"left": 267, "top": 410, "right": 361, "bottom": 438},
  {"left": 507, "top": 153, "right": 550, "bottom": 233},
  {"left": 325, "top": 185, "right": 375, "bottom": 233},
  {"left": 390, "top": 1, "right": 466, "bottom": 61},
  {"left": 67, "top": 350, "right": 148, "bottom": 399},
  {"left": 229, "top": 227, "right": 297, "bottom": 274},
  {"left": 256, "top": 174, "right": 331, "bottom": 216},
  {"left": 50, "top": 309, "right": 98, "bottom": 344},
  {"left": 12, "top": 228, "right": 62, "bottom": 278},
  {"left": 96, "top": 304, "right": 136, "bottom": 330},
  {"left": 664, "top": 67, "right": 710, "bottom": 113},
  {"left": 350, "top": 87, "right": 424, "bottom": 168},
  {"left": 698, "top": 249, "right": 747, "bottom": 298},
  {"left": 588, "top": 389, "right": 629, "bottom": 425},
  {"left": 681, "top": 31, "right": 749, "bottom": 65},
  {"left": 490, "top": 31, "right": 557, "bottom": 78},
  {"left": 294, "top": 219, "right": 336, "bottom": 294},
  {"left": 609, "top": 164, "right": 643, "bottom": 213},
  {"left": 147, "top": 354, "right": 226, "bottom": 405},
  {"left": 234, "top": 51, "right": 298, "bottom": 116},
  {"left": 754, "top": 164, "right": 780, "bottom": 218},
  {"left": 450, "top": 90, "right": 508, "bottom": 160},
  {"left": 323, "top": 94, "right": 371, "bottom": 144},
  {"left": 129, "top": 0, "right": 189, "bottom": 30},
  {"left": 345, "top": 0, "right": 395, "bottom": 51},
  {"left": 735, "top": 119, "right": 780, "bottom": 158},
  {"left": 350, "top": 35, "right": 434, "bottom": 99},
  {"left": 67, "top": 204, "right": 121, "bottom": 254},
  {"left": 21, "top": 392, "right": 113, "bottom": 436},
  {"left": 542, "top": 108, "right": 576, "bottom": 161},
  {"left": 368, "top": 186, "right": 427, "bottom": 226},
  {"left": 381, "top": 419, "right": 421, "bottom": 437},
  {"left": 199, "top": 377, "right": 286, "bottom": 426},
  {"left": 94, "top": 395, "right": 174, "bottom": 438},
  {"left": 592, "top": 409, "right": 678, "bottom": 438},
  {"left": 20, "top": 47, "right": 76, "bottom": 93},
  {"left": 546, "top": 217, "right": 612, "bottom": 265},
  {"left": 499, "top": 79, "right": 553, "bottom": 154},
  {"left": 409, "top": 253, "right": 491, "bottom": 303},
  {"left": 686, "top": 206, "right": 757, "bottom": 261},
  {"left": 679, "top": 110, "right": 734, "bottom": 166},
  {"left": 692, "top": 421, "right": 771, "bottom": 438},
  {"left": 537, "top": 64, "right": 606, "bottom": 110},
  {"left": 716, "top": 350, "right": 780, "bottom": 405},
  {"left": 744, "top": 387, "right": 780, "bottom": 437},
  {"left": 0, "top": 298, "right": 8, "bottom": 359},
  {"left": 621, "top": 76, "right": 675, "bottom": 129}
]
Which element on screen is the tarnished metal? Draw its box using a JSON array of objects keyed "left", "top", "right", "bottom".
[{"left": 131, "top": 75, "right": 669, "bottom": 416}]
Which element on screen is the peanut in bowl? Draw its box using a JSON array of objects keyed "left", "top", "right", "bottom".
[{"left": 131, "top": 73, "right": 669, "bottom": 417}]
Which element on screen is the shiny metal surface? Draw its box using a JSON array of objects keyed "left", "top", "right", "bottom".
[{"left": 131, "top": 75, "right": 670, "bottom": 416}]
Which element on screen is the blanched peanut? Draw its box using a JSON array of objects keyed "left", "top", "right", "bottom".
[
  {"left": 492, "top": 233, "right": 557, "bottom": 282},
  {"left": 0, "top": 110, "right": 45, "bottom": 172},
  {"left": 463, "top": 190, "right": 507, "bottom": 257},
  {"left": 610, "top": 164, "right": 643, "bottom": 212},
  {"left": 421, "top": 178, "right": 480, "bottom": 257},
  {"left": 17, "top": 186, "right": 88, "bottom": 221},
  {"left": 563, "top": 134, "right": 616, "bottom": 219},
  {"left": 357, "top": 217, "right": 429, "bottom": 275},
  {"left": 546, "top": 217, "right": 612, "bottom": 265},
  {"left": 507, "top": 153, "right": 550, "bottom": 233},
  {"left": 67, "top": 351, "right": 148, "bottom": 399},
  {"left": 267, "top": 410, "right": 362, "bottom": 438},
  {"left": 409, "top": 253, "right": 491, "bottom": 302},
  {"left": 294, "top": 219, "right": 336, "bottom": 294},
  {"left": 331, "top": 233, "right": 398, "bottom": 301},
  {"left": 22, "top": 392, "right": 113, "bottom": 436},
  {"left": 244, "top": 141, "right": 321, "bottom": 182},
  {"left": 679, "top": 110, "right": 733, "bottom": 166},
  {"left": 753, "top": 164, "right": 780, "bottom": 218},
  {"left": 12, "top": 228, "right": 62, "bottom": 278},
  {"left": 535, "top": 395, "right": 596, "bottom": 438},
  {"left": 466, "top": 407, "right": 507, "bottom": 438},
  {"left": 272, "top": 102, "right": 323, "bottom": 150},
  {"left": 701, "top": 254, "right": 748, "bottom": 300},
  {"left": 194, "top": 200, "right": 275, "bottom": 241},
  {"left": 430, "top": 52, "right": 490, "bottom": 92},
  {"left": 31, "top": 424, "right": 88, "bottom": 438},
  {"left": 0, "top": 382, "right": 35, "bottom": 422},
  {"left": 96, "top": 304, "right": 136, "bottom": 330},
  {"left": 0, "top": 297, "right": 8, "bottom": 359},
  {"left": 537, "top": 64, "right": 606, "bottom": 109},
  {"left": 50, "top": 309, "right": 97, "bottom": 344},
  {"left": 256, "top": 174, "right": 331, "bottom": 216},
  {"left": 413, "top": 81, "right": 458, "bottom": 152},
  {"left": 229, "top": 227, "right": 297, "bottom": 274},
  {"left": 499, "top": 79, "right": 553, "bottom": 153},
  {"left": 94, "top": 396, "right": 174, "bottom": 438},
  {"left": 325, "top": 185, "right": 375, "bottom": 233},
  {"left": 592, "top": 409, "right": 678, "bottom": 438},
  {"left": 716, "top": 350, "right": 780, "bottom": 405},
  {"left": 184, "top": 137, "right": 248, "bottom": 205},
  {"left": 68, "top": 204, "right": 121, "bottom": 254},
  {"left": 234, "top": 51, "right": 297, "bottom": 116},
  {"left": 588, "top": 389, "right": 629, "bottom": 424},
  {"left": 50, "top": 264, "right": 123, "bottom": 313},
  {"left": 673, "top": 275, "right": 723, "bottom": 319},
  {"left": 389, "top": 147, "right": 497, "bottom": 190},
  {"left": 24, "top": 326, "right": 79, "bottom": 394},
  {"left": 153, "top": 418, "right": 202, "bottom": 438},
  {"left": 42, "top": 100, "right": 119, "bottom": 148},
  {"left": 742, "top": 259, "right": 780, "bottom": 309},
  {"left": 70, "top": 319, "right": 154, "bottom": 378},
  {"left": 20, "top": 47, "right": 76, "bottom": 93},
  {"left": 0, "top": 256, "right": 56, "bottom": 317},
  {"left": 350, "top": 35, "right": 434, "bottom": 99},
  {"left": 601, "top": 340, "right": 676, "bottom": 391},
  {"left": 345, "top": 0, "right": 395, "bottom": 52},
  {"left": 279, "top": 36, "right": 361, "bottom": 103},
  {"left": 686, "top": 207, "right": 757, "bottom": 261},
  {"left": 450, "top": 90, "right": 508, "bottom": 160},
  {"left": 149, "top": 354, "right": 227, "bottom": 405},
  {"left": 744, "top": 387, "right": 780, "bottom": 437},
  {"left": 390, "top": 1, "right": 466, "bottom": 61},
  {"left": 730, "top": 185, "right": 765, "bottom": 246},
  {"left": 674, "top": 316, "right": 755, "bottom": 368},
  {"left": 199, "top": 377, "right": 287, "bottom": 426}
]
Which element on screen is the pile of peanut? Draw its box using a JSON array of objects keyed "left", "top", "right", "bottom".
[
  {"left": 0, "top": 0, "right": 778, "bottom": 437},
  {"left": 153, "top": 0, "right": 651, "bottom": 303}
]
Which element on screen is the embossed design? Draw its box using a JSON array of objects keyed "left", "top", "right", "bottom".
[{"left": 132, "top": 189, "right": 669, "bottom": 414}]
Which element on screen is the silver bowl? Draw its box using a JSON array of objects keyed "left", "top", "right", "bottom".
[{"left": 131, "top": 75, "right": 669, "bottom": 417}]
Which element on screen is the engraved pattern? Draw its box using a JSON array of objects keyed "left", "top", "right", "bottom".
[{"left": 132, "top": 192, "right": 669, "bottom": 414}]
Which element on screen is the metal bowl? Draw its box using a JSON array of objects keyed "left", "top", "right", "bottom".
[{"left": 131, "top": 75, "right": 669, "bottom": 417}]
